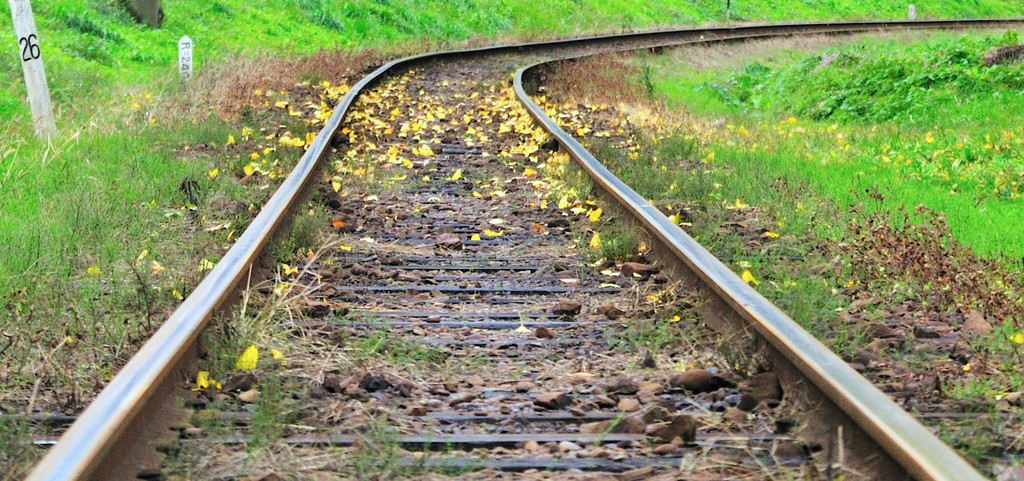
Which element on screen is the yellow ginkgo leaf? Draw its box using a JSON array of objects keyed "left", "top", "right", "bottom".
[
  {"left": 589, "top": 232, "right": 602, "bottom": 249},
  {"left": 172, "top": 289, "right": 184, "bottom": 301},
  {"left": 557, "top": 195, "right": 570, "bottom": 209},
  {"left": 86, "top": 266, "right": 102, "bottom": 276},
  {"left": 472, "top": 191, "right": 483, "bottom": 198},
  {"left": 470, "top": 234, "right": 482, "bottom": 241},
  {"left": 198, "top": 259, "right": 215, "bottom": 272},
  {"left": 523, "top": 167, "right": 537, "bottom": 178},
  {"left": 741, "top": 269, "right": 760, "bottom": 286},
  {"left": 483, "top": 229, "right": 504, "bottom": 237},
  {"left": 243, "top": 162, "right": 257, "bottom": 175},
  {"left": 331, "top": 180, "right": 342, "bottom": 192},
  {"left": 764, "top": 231, "right": 780, "bottom": 239},
  {"left": 281, "top": 263, "right": 298, "bottom": 275},
  {"left": 514, "top": 322, "right": 531, "bottom": 333},
  {"left": 451, "top": 169, "right": 463, "bottom": 181},
  {"left": 271, "top": 349, "right": 286, "bottom": 366},
  {"left": 588, "top": 208, "right": 602, "bottom": 223},
  {"left": 235, "top": 345, "right": 258, "bottom": 371},
  {"left": 226, "top": 135, "right": 236, "bottom": 146},
  {"left": 193, "top": 370, "right": 212, "bottom": 391},
  {"left": 207, "top": 168, "right": 219, "bottom": 179},
  {"left": 338, "top": 244, "right": 353, "bottom": 252},
  {"left": 150, "top": 260, "right": 165, "bottom": 275}
]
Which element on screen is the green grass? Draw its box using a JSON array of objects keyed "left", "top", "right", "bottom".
[{"left": 647, "top": 30, "right": 1024, "bottom": 259}]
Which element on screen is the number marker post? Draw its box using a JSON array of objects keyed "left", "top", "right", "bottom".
[
  {"left": 908, "top": 4, "right": 917, "bottom": 20},
  {"left": 178, "top": 35, "right": 193, "bottom": 81},
  {"left": 9, "top": 0, "right": 56, "bottom": 138}
]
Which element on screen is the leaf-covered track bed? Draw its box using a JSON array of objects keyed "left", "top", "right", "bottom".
[{"left": 166, "top": 58, "right": 822, "bottom": 480}]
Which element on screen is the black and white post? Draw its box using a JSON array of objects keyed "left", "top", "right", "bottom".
[
  {"left": 178, "top": 35, "right": 193, "bottom": 81},
  {"left": 9, "top": 0, "right": 56, "bottom": 138}
]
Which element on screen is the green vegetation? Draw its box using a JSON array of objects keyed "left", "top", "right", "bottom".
[
  {"left": 350, "top": 327, "right": 449, "bottom": 366},
  {"left": 649, "top": 30, "right": 1024, "bottom": 259}
]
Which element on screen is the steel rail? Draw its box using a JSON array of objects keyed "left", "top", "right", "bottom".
[
  {"left": 511, "top": 33, "right": 1022, "bottom": 481},
  {"left": 27, "top": 18, "right": 1024, "bottom": 481}
]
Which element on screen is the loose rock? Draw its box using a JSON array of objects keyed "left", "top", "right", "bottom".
[
  {"left": 535, "top": 392, "right": 570, "bottom": 410},
  {"left": 552, "top": 300, "right": 583, "bottom": 317},
  {"left": 651, "top": 414, "right": 696, "bottom": 443},
  {"left": 617, "top": 397, "right": 641, "bottom": 412},
  {"left": 604, "top": 377, "right": 639, "bottom": 395},
  {"left": 435, "top": 233, "right": 462, "bottom": 249},
  {"left": 962, "top": 309, "right": 991, "bottom": 335},
  {"left": 238, "top": 389, "right": 260, "bottom": 404},
  {"left": 669, "top": 369, "right": 735, "bottom": 393}
]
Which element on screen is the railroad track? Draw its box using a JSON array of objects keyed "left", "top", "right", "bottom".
[{"left": 25, "top": 19, "right": 1024, "bottom": 481}]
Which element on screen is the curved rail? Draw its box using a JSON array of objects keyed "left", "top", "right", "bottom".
[
  {"left": 27, "top": 18, "right": 1024, "bottom": 481},
  {"left": 511, "top": 55, "right": 974, "bottom": 481}
]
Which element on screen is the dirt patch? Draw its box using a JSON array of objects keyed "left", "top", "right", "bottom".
[
  {"left": 193, "top": 50, "right": 386, "bottom": 120},
  {"left": 984, "top": 44, "right": 1024, "bottom": 66}
]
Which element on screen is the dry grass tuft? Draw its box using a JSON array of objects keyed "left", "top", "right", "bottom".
[{"left": 191, "top": 50, "right": 386, "bottom": 121}]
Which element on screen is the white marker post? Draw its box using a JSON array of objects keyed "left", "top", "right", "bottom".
[
  {"left": 9, "top": 0, "right": 56, "bottom": 138},
  {"left": 178, "top": 35, "right": 193, "bottom": 81},
  {"left": 908, "top": 4, "right": 917, "bottom": 20}
]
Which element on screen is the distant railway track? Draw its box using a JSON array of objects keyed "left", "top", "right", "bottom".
[{"left": 25, "top": 18, "right": 1024, "bottom": 481}]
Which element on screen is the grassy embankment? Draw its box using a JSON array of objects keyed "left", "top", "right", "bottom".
[
  {"left": 651, "top": 30, "right": 1024, "bottom": 259},
  {"left": 592, "top": 29, "right": 1024, "bottom": 455},
  {"left": 638, "top": 28, "right": 1024, "bottom": 370}
]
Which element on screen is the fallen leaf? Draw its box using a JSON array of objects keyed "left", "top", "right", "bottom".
[
  {"left": 589, "top": 232, "right": 602, "bottom": 249},
  {"left": 741, "top": 269, "right": 760, "bottom": 286},
  {"left": 450, "top": 169, "right": 462, "bottom": 181},
  {"left": 588, "top": 208, "right": 602, "bottom": 223},
  {"left": 198, "top": 259, "right": 215, "bottom": 272},
  {"left": 193, "top": 371, "right": 219, "bottom": 391},
  {"left": 235, "top": 345, "right": 259, "bottom": 371}
]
